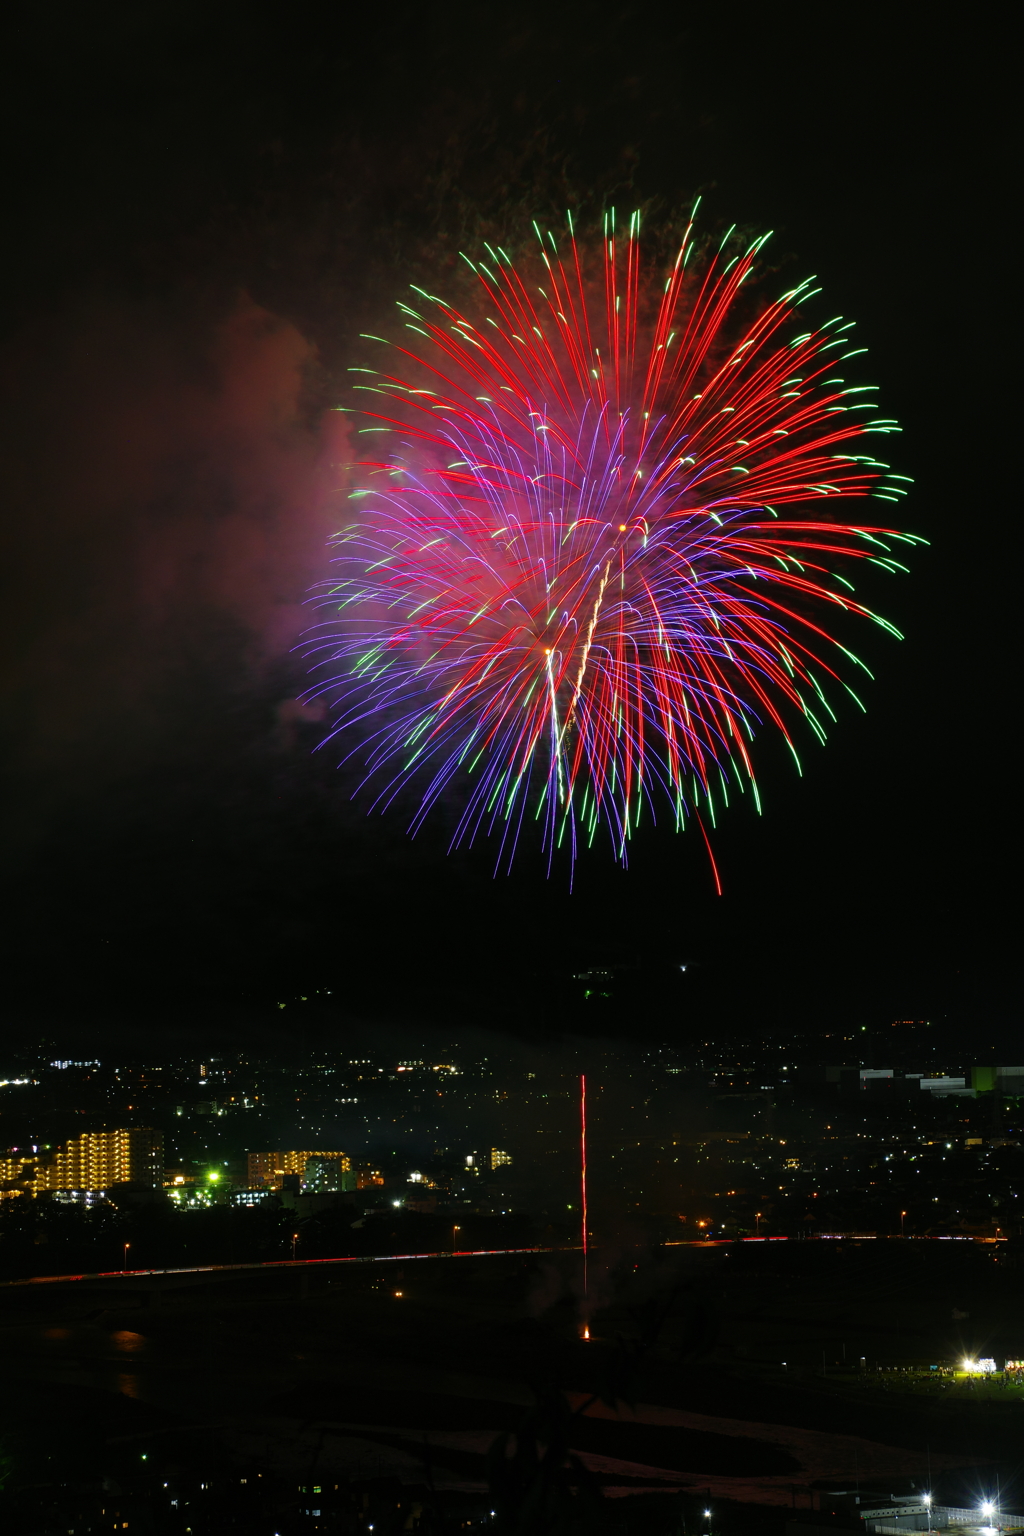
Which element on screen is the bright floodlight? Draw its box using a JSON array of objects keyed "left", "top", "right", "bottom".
[
  {"left": 923, "top": 1493, "right": 931, "bottom": 1505},
  {"left": 981, "top": 1500, "right": 994, "bottom": 1515}
]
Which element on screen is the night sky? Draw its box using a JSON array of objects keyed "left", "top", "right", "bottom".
[{"left": 0, "top": 6, "right": 1013, "bottom": 1044}]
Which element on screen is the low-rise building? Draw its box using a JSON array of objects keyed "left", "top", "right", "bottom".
[{"left": 247, "top": 1148, "right": 352, "bottom": 1190}]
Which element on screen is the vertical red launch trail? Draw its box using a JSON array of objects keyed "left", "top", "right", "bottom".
[{"left": 581, "top": 1071, "right": 589, "bottom": 1337}]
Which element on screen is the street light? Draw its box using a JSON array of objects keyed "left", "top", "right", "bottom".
[
  {"left": 900, "top": 1209, "right": 907, "bottom": 1238},
  {"left": 123, "top": 1241, "right": 130, "bottom": 1273},
  {"left": 291, "top": 1231, "right": 298, "bottom": 1261},
  {"left": 755, "top": 1212, "right": 762, "bottom": 1236}
]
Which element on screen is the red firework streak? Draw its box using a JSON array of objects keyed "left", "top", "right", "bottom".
[
  {"left": 311, "top": 206, "right": 920, "bottom": 877},
  {"left": 581, "top": 1072, "right": 589, "bottom": 1338}
]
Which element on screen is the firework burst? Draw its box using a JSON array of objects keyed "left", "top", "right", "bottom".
[{"left": 307, "top": 208, "right": 919, "bottom": 876}]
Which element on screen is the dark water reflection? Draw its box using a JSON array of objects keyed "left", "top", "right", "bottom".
[{"left": 2, "top": 1252, "right": 1019, "bottom": 1504}]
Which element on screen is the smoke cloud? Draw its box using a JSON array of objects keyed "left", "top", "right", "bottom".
[{"left": 0, "top": 291, "right": 346, "bottom": 832}]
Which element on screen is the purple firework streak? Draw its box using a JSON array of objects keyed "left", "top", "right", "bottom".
[{"left": 306, "top": 209, "right": 919, "bottom": 879}]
